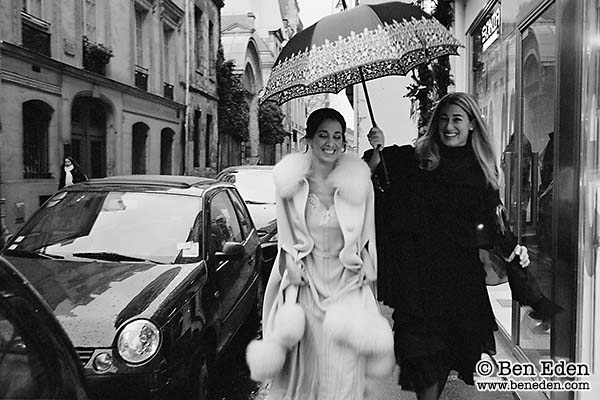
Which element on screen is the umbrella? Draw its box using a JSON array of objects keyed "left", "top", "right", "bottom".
[{"left": 259, "top": 1, "right": 462, "bottom": 116}]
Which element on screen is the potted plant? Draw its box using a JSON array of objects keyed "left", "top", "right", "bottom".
[{"left": 83, "top": 35, "right": 113, "bottom": 75}]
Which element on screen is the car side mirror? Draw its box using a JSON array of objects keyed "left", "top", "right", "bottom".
[{"left": 215, "top": 242, "right": 245, "bottom": 262}]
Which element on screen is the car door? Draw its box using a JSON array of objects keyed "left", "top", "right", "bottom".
[
  {"left": 206, "top": 189, "right": 257, "bottom": 351},
  {"left": 0, "top": 258, "right": 88, "bottom": 400}
]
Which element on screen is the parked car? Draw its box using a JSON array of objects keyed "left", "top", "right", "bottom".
[
  {"left": 0, "top": 255, "right": 89, "bottom": 400},
  {"left": 1, "top": 175, "right": 261, "bottom": 399},
  {"left": 216, "top": 166, "right": 275, "bottom": 234},
  {"left": 216, "top": 166, "right": 277, "bottom": 286}
]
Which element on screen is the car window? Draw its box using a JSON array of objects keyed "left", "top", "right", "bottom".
[
  {"left": 209, "top": 191, "right": 243, "bottom": 254},
  {"left": 227, "top": 170, "right": 275, "bottom": 204},
  {"left": 8, "top": 191, "right": 203, "bottom": 264},
  {"left": 227, "top": 189, "right": 253, "bottom": 239},
  {"left": 0, "top": 299, "right": 53, "bottom": 399}
]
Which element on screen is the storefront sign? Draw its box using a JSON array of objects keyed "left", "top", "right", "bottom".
[{"left": 481, "top": 5, "right": 501, "bottom": 52}]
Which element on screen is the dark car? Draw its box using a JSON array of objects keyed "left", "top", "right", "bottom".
[
  {"left": 0, "top": 255, "right": 88, "bottom": 400},
  {"left": 2, "top": 175, "right": 261, "bottom": 399},
  {"left": 216, "top": 166, "right": 275, "bottom": 233},
  {"left": 216, "top": 166, "right": 277, "bottom": 286}
]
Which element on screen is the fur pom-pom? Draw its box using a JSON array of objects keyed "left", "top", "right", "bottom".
[
  {"left": 246, "top": 338, "right": 287, "bottom": 382},
  {"left": 323, "top": 301, "right": 394, "bottom": 355},
  {"left": 365, "top": 351, "right": 396, "bottom": 379},
  {"left": 273, "top": 302, "right": 306, "bottom": 349}
]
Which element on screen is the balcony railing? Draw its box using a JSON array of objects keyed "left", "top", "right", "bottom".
[
  {"left": 163, "top": 82, "right": 174, "bottom": 100},
  {"left": 135, "top": 65, "right": 149, "bottom": 91}
]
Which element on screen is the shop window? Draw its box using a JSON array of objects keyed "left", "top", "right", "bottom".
[
  {"left": 132, "top": 122, "right": 148, "bottom": 174},
  {"left": 22, "top": 100, "right": 53, "bottom": 179}
]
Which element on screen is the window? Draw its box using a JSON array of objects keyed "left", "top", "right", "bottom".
[
  {"left": 21, "top": 1, "right": 50, "bottom": 56},
  {"left": 209, "top": 192, "right": 243, "bottom": 254},
  {"left": 0, "top": 299, "right": 53, "bottom": 399},
  {"left": 209, "top": 20, "right": 215, "bottom": 76},
  {"left": 132, "top": 122, "right": 148, "bottom": 174},
  {"left": 83, "top": 0, "right": 96, "bottom": 41},
  {"left": 163, "top": 26, "right": 172, "bottom": 82},
  {"left": 22, "top": 0, "right": 43, "bottom": 18},
  {"left": 135, "top": 8, "right": 145, "bottom": 67},
  {"left": 160, "top": 128, "right": 174, "bottom": 175},
  {"left": 193, "top": 110, "right": 201, "bottom": 168},
  {"left": 205, "top": 114, "right": 212, "bottom": 167},
  {"left": 228, "top": 189, "right": 252, "bottom": 239},
  {"left": 194, "top": 7, "right": 203, "bottom": 71},
  {"left": 23, "top": 100, "right": 53, "bottom": 178}
]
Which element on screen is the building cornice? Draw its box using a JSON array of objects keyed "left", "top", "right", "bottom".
[{"left": 0, "top": 41, "right": 184, "bottom": 110}]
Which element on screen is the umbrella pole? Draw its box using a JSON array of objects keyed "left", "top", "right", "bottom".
[{"left": 359, "top": 66, "right": 390, "bottom": 189}]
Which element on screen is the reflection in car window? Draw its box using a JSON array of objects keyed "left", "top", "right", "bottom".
[
  {"left": 228, "top": 190, "right": 252, "bottom": 239},
  {"left": 9, "top": 191, "right": 203, "bottom": 264},
  {"left": 228, "top": 171, "right": 275, "bottom": 204},
  {"left": 0, "top": 301, "right": 51, "bottom": 399},
  {"left": 210, "top": 192, "right": 243, "bottom": 254}
]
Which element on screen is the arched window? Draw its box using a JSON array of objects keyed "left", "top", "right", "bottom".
[
  {"left": 160, "top": 128, "right": 175, "bottom": 174},
  {"left": 23, "top": 100, "right": 53, "bottom": 178},
  {"left": 132, "top": 122, "right": 149, "bottom": 174}
]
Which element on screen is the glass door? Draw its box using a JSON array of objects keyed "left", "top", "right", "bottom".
[{"left": 513, "top": 1, "right": 556, "bottom": 366}]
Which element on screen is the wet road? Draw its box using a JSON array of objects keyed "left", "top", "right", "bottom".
[
  {"left": 210, "top": 316, "right": 267, "bottom": 400},
  {"left": 209, "top": 305, "right": 514, "bottom": 400}
]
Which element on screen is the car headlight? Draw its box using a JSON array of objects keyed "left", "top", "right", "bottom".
[{"left": 117, "top": 319, "right": 160, "bottom": 364}]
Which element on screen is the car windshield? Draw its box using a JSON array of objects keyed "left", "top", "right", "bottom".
[
  {"left": 8, "top": 191, "right": 203, "bottom": 264},
  {"left": 229, "top": 170, "right": 275, "bottom": 204}
]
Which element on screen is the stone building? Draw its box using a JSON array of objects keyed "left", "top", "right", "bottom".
[
  {"left": 221, "top": 0, "right": 306, "bottom": 165},
  {"left": 0, "top": 0, "right": 222, "bottom": 238}
]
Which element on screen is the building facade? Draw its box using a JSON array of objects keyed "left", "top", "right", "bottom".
[
  {"left": 454, "top": 0, "right": 599, "bottom": 398},
  {"left": 222, "top": 0, "right": 308, "bottom": 166},
  {"left": 0, "top": 0, "right": 221, "bottom": 238}
]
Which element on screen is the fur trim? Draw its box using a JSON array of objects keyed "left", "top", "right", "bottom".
[
  {"left": 273, "top": 302, "right": 306, "bottom": 349},
  {"left": 365, "top": 352, "right": 396, "bottom": 379},
  {"left": 246, "top": 338, "right": 287, "bottom": 382},
  {"left": 323, "top": 300, "right": 394, "bottom": 355},
  {"left": 273, "top": 152, "right": 371, "bottom": 205}
]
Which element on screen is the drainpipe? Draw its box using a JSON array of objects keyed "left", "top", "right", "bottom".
[{"left": 184, "top": 0, "right": 191, "bottom": 175}]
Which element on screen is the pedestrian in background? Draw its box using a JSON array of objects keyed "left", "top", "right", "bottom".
[
  {"left": 247, "top": 108, "right": 394, "bottom": 400},
  {"left": 58, "top": 156, "right": 87, "bottom": 189},
  {"left": 364, "top": 92, "right": 532, "bottom": 400}
]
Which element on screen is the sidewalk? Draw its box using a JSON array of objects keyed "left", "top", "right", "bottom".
[{"left": 255, "top": 304, "right": 516, "bottom": 400}]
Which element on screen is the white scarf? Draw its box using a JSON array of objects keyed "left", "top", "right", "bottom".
[{"left": 64, "top": 165, "right": 74, "bottom": 186}]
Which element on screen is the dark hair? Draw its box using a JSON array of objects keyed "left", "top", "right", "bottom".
[
  {"left": 62, "top": 156, "right": 81, "bottom": 169},
  {"left": 305, "top": 108, "right": 346, "bottom": 142}
]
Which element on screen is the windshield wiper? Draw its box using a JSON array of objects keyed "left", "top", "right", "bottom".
[
  {"left": 72, "top": 252, "right": 159, "bottom": 263},
  {"left": 4, "top": 248, "right": 64, "bottom": 260}
]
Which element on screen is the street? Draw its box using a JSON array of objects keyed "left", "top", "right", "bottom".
[{"left": 211, "top": 305, "right": 515, "bottom": 400}]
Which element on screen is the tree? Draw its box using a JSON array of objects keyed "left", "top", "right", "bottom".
[
  {"left": 217, "top": 45, "right": 249, "bottom": 141},
  {"left": 405, "top": 0, "right": 455, "bottom": 134},
  {"left": 259, "top": 101, "right": 288, "bottom": 145}
]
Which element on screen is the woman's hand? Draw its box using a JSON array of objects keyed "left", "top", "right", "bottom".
[
  {"left": 367, "top": 127, "right": 385, "bottom": 149},
  {"left": 287, "top": 261, "right": 308, "bottom": 285},
  {"left": 507, "top": 244, "right": 530, "bottom": 268}
]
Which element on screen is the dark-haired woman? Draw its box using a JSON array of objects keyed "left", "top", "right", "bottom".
[
  {"left": 58, "top": 156, "right": 87, "bottom": 189},
  {"left": 247, "top": 108, "right": 394, "bottom": 400}
]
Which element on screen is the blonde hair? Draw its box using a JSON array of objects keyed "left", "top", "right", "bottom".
[{"left": 414, "top": 92, "right": 500, "bottom": 190}]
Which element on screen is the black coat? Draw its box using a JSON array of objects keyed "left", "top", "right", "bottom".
[{"left": 363, "top": 144, "right": 562, "bottom": 323}]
